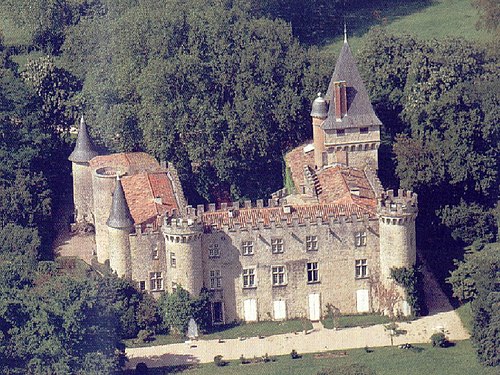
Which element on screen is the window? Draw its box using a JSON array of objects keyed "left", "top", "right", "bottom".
[
  {"left": 272, "top": 266, "right": 287, "bottom": 286},
  {"left": 210, "top": 269, "right": 222, "bottom": 289},
  {"left": 360, "top": 127, "right": 369, "bottom": 134},
  {"left": 337, "top": 129, "right": 345, "bottom": 136},
  {"left": 150, "top": 272, "right": 163, "bottom": 291},
  {"left": 242, "top": 241, "right": 254, "bottom": 255},
  {"left": 355, "top": 231, "right": 367, "bottom": 247},
  {"left": 271, "top": 238, "right": 284, "bottom": 253},
  {"left": 139, "top": 281, "right": 146, "bottom": 291},
  {"left": 306, "top": 235, "right": 318, "bottom": 251},
  {"left": 170, "top": 252, "right": 176, "bottom": 267},
  {"left": 209, "top": 243, "right": 220, "bottom": 258},
  {"left": 152, "top": 246, "right": 159, "bottom": 259},
  {"left": 307, "top": 262, "right": 319, "bottom": 283},
  {"left": 355, "top": 259, "right": 368, "bottom": 279},
  {"left": 242, "top": 268, "right": 256, "bottom": 288}
]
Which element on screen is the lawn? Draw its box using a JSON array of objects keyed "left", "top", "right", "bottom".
[
  {"left": 124, "top": 340, "right": 497, "bottom": 375},
  {"left": 321, "top": 0, "right": 494, "bottom": 58},
  {"left": 321, "top": 313, "right": 391, "bottom": 329},
  {"left": 124, "top": 320, "right": 313, "bottom": 348}
]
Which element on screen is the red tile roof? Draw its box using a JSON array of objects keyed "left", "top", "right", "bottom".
[
  {"left": 202, "top": 203, "right": 375, "bottom": 229},
  {"left": 89, "top": 152, "right": 163, "bottom": 174},
  {"left": 121, "top": 172, "right": 179, "bottom": 228}
]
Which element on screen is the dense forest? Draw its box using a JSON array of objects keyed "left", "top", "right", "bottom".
[{"left": 0, "top": 0, "right": 498, "bottom": 373}]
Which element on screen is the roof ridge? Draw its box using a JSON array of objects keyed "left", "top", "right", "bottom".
[{"left": 146, "top": 173, "right": 161, "bottom": 217}]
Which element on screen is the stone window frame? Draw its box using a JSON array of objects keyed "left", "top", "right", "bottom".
[
  {"left": 354, "top": 231, "right": 367, "bottom": 247},
  {"left": 242, "top": 267, "right": 256, "bottom": 288},
  {"left": 271, "top": 265, "right": 287, "bottom": 286},
  {"left": 139, "top": 281, "right": 146, "bottom": 291},
  {"left": 209, "top": 243, "right": 220, "bottom": 258},
  {"left": 210, "top": 269, "right": 222, "bottom": 289},
  {"left": 337, "top": 129, "right": 345, "bottom": 137},
  {"left": 152, "top": 245, "right": 159, "bottom": 260},
  {"left": 355, "top": 259, "right": 368, "bottom": 279},
  {"left": 307, "top": 262, "right": 319, "bottom": 283},
  {"left": 242, "top": 240, "right": 254, "bottom": 256},
  {"left": 360, "top": 127, "right": 369, "bottom": 135},
  {"left": 170, "top": 252, "right": 176, "bottom": 267},
  {"left": 305, "top": 235, "right": 318, "bottom": 251},
  {"left": 150, "top": 272, "right": 163, "bottom": 291},
  {"left": 271, "top": 238, "right": 284, "bottom": 254}
]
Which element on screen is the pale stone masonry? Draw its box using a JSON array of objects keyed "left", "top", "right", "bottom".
[{"left": 69, "top": 40, "right": 417, "bottom": 323}]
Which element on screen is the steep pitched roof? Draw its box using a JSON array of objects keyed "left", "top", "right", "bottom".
[
  {"left": 107, "top": 177, "right": 134, "bottom": 229},
  {"left": 323, "top": 42, "right": 381, "bottom": 129},
  {"left": 68, "top": 116, "right": 99, "bottom": 163},
  {"left": 121, "top": 172, "right": 179, "bottom": 229}
]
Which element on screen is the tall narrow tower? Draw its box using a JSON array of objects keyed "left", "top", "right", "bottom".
[
  {"left": 378, "top": 189, "right": 418, "bottom": 315},
  {"left": 68, "top": 116, "right": 99, "bottom": 223},
  {"left": 311, "top": 93, "right": 328, "bottom": 169},
  {"left": 107, "top": 176, "right": 134, "bottom": 278}
]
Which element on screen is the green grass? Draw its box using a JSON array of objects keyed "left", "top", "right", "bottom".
[
  {"left": 321, "top": 0, "right": 494, "bottom": 58},
  {"left": 456, "top": 303, "right": 474, "bottom": 334},
  {"left": 125, "top": 320, "right": 313, "bottom": 348},
  {"left": 321, "top": 314, "right": 392, "bottom": 329},
  {"left": 124, "top": 340, "right": 498, "bottom": 375}
]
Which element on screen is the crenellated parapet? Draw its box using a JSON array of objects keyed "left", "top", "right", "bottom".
[
  {"left": 377, "top": 189, "right": 417, "bottom": 224},
  {"left": 162, "top": 217, "right": 203, "bottom": 243}
]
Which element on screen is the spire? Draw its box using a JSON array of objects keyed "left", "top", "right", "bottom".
[
  {"left": 68, "top": 115, "right": 99, "bottom": 163},
  {"left": 344, "top": 21, "right": 348, "bottom": 43},
  {"left": 106, "top": 176, "right": 134, "bottom": 229}
]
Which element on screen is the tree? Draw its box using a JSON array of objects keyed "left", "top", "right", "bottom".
[
  {"left": 62, "top": 0, "right": 331, "bottom": 201},
  {"left": 159, "top": 287, "right": 194, "bottom": 335},
  {"left": 472, "top": 0, "right": 500, "bottom": 32}
]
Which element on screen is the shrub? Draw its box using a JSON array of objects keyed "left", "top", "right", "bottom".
[
  {"left": 135, "top": 362, "right": 148, "bottom": 374},
  {"left": 430, "top": 332, "right": 449, "bottom": 347},
  {"left": 291, "top": 349, "right": 301, "bottom": 359},
  {"left": 214, "top": 355, "right": 228, "bottom": 366},
  {"left": 137, "top": 329, "right": 154, "bottom": 343}
]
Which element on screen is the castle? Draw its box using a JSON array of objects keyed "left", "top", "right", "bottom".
[{"left": 69, "top": 39, "right": 417, "bottom": 323}]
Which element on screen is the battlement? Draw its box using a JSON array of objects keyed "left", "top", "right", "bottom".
[
  {"left": 377, "top": 189, "right": 418, "bottom": 217},
  {"left": 162, "top": 216, "right": 203, "bottom": 233}
]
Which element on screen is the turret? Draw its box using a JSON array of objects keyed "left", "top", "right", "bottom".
[
  {"left": 107, "top": 176, "right": 134, "bottom": 278},
  {"left": 311, "top": 93, "right": 328, "bottom": 169},
  {"left": 162, "top": 217, "right": 203, "bottom": 296},
  {"left": 378, "top": 189, "right": 418, "bottom": 315},
  {"left": 68, "top": 116, "right": 99, "bottom": 223}
]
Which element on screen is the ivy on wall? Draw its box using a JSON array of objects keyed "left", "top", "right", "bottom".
[{"left": 390, "top": 266, "right": 425, "bottom": 317}]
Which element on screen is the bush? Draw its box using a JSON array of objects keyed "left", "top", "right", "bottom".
[
  {"left": 291, "top": 349, "right": 301, "bottom": 359},
  {"left": 214, "top": 355, "right": 228, "bottom": 367},
  {"left": 137, "top": 329, "right": 154, "bottom": 343},
  {"left": 430, "top": 332, "right": 449, "bottom": 347},
  {"left": 135, "top": 362, "right": 148, "bottom": 374}
]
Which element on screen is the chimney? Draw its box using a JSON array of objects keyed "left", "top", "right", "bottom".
[{"left": 334, "top": 81, "right": 347, "bottom": 121}]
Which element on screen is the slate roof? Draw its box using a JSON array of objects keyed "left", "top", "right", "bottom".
[
  {"left": 107, "top": 177, "right": 134, "bottom": 229},
  {"left": 68, "top": 116, "right": 99, "bottom": 163},
  {"left": 322, "top": 42, "right": 382, "bottom": 129}
]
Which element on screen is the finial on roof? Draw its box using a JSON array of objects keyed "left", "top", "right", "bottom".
[
  {"left": 317, "top": 92, "right": 322, "bottom": 97},
  {"left": 344, "top": 22, "right": 348, "bottom": 43},
  {"left": 68, "top": 114, "right": 99, "bottom": 163}
]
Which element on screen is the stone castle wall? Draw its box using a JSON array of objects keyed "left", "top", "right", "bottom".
[{"left": 72, "top": 162, "right": 94, "bottom": 223}]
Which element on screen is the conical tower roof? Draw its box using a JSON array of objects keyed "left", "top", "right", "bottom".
[
  {"left": 68, "top": 115, "right": 99, "bottom": 163},
  {"left": 323, "top": 41, "right": 381, "bottom": 129},
  {"left": 106, "top": 176, "right": 134, "bottom": 229}
]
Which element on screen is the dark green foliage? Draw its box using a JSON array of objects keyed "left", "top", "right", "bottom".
[
  {"left": 158, "top": 287, "right": 194, "bottom": 335},
  {"left": 136, "top": 293, "right": 161, "bottom": 333},
  {"left": 390, "top": 266, "right": 424, "bottom": 316},
  {"left": 61, "top": 0, "right": 330, "bottom": 202},
  {"left": 430, "top": 332, "right": 449, "bottom": 348},
  {"left": 192, "top": 287, "right": 212, "bottom": 333}
]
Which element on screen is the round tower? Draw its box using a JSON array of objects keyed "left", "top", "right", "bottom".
[
  {"left": 107, "top": 176, "right": 134, "bottom": 278},
  {"left": 68, "top": 115, "right": 99, "bottom": 223},
  {"left": 311, "top": 93, "right": 328, "bottom": 169},
  {"left": 378, "top": 189, "right": 418, "bottom": 315},
  {"left": 162, "top": 217, "right": 203, "bottom": 296},
  {"left": 92, "top": 167, "right": 118, "bottom": 263}
]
